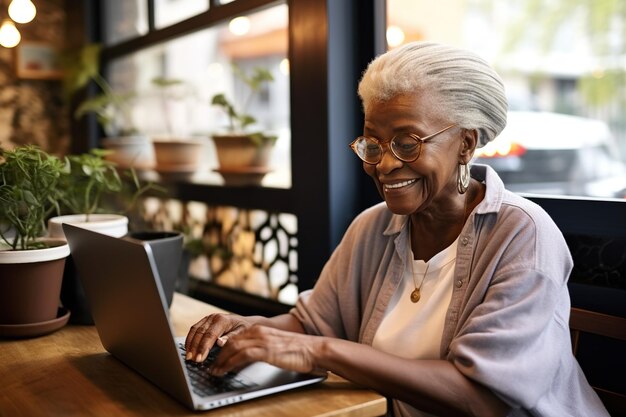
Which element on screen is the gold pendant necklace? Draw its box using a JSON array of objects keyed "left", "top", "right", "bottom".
[
  {"left": 410, "top": 261, "right": 429, "bottom": 303},
  {"left": 408, "top": 183, "right": 471, "bottom": 304},
  {"left": 408, "top": 222, "right": 429, "bottom": 303}
]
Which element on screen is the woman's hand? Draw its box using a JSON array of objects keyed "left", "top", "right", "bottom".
[
  {"left": 209, "top": 324, "right": 327, "bottom": 377},
  {"left": 185, "top": 313, "right": 252, "bottom": 362}
]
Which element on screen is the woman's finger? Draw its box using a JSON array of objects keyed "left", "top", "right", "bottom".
[
  {"left": 186, "top": 313, "right": 251, "bottom": 361},
  {"left": 187, "top": 315, "right": 221, "bottom": 360},
  {"left": 185, "top": 315, "right": 210, "bottom": 352}
]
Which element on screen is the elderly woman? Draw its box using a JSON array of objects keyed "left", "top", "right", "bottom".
[{"left": 185, "top": 41, "right": 608, "bottom": 416}]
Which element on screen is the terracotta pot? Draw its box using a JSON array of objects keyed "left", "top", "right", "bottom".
[
  {"left": 0, "top": 239, "right": 70, "bottom": 326},
  {"left": 211, "top": 134, "right": 276, "bottom": 186},
  {"left": 101, "top": 135, "right": 155, "bottom": 170},
  {"left": 152, "top": 138, "right": 204, "bottom": 174},
  {"left": 211, "top": 134, "right": 274, "bottom": 170}
]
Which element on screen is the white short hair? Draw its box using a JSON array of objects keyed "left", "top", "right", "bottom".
[{"left": 358, "top": 41, "right": 508, "bottom": 147}]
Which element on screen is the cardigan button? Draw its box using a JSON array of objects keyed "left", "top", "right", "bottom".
[
  {"left": 461, "top": 236, "right": 469, "bottom": 245},
  {"left": 456, "top": 280, "right": 463, "bottom": 288}
]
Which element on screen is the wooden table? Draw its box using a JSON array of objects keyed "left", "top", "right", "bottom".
[{"left": 0, "top": 293, "right": 386, "bottom": 417}]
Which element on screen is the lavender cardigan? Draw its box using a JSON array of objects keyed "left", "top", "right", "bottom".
[{"left": 291, "top": 165, "right": 608, "bottom": 417}]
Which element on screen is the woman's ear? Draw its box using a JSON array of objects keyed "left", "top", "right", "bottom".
[{"left": 459, "top": 128, "right": 479, "bottom": 164}]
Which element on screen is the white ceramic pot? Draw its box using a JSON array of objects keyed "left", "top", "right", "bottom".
[{"left": 48, "top": 214, "right": 129, "bottom": 239}]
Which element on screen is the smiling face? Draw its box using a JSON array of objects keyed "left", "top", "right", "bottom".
[{"left": 362, "top": 91, "right": 465, "bottom": 216}]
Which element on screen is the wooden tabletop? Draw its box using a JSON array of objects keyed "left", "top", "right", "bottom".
[{"left": 0, "top": 293, "right": 386, "bottom": 417}]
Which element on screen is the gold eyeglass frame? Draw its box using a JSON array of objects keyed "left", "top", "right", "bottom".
[{"left": 349, "top": 123, "right": 458, "bottom": 165}]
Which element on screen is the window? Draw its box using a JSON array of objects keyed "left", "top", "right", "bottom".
[
  {"left": 106, "top": 3, "right": 291, "bottom": 188},
  {"left": 386, "top": 0, "right": 626, "bottom": 199},
  {"left": 93, "top": 0, "right": 321, "bottom": 313},
  {"left": 154, "top": 0, "right": 210, "bottom": 29},
  {"left": 102, "top": 0, "right": 148, "bottom": 45}
]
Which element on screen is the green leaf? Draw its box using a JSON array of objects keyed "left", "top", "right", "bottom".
[
  {"left": 247, "top": 132, "right": 278, "bottom": 147},
  {"left": 74, "top": 93, "right": 111, "bottom": 118},
  {"left": 249, "top": 67, "right": 274, "bottom": 90},
  {"left": 22, "top": 190, "right": 37, "bottom": 205},
  {"left": 151, "top": 77, "right": 184, "bottom": 87},
  {"left": 61, "top": 43, "right": 102, "bottom": 99},
  {"left": 211, "top": 93, "right": 230, "bottom": 107},
  {"left": 239, "top": 114, "right": 256, "bottom": 129},
  {"left": 80, "top": 44, "right": 102, "bottom": 80}
]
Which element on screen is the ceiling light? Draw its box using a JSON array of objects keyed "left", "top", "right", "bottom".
[
  {"left": 8, "top": 0, "right": 36, "bottom": 24},
  {"left": 228, "top": 16, "right": 250, "bottom": 36},
  {"left": 0, "top": 19, "right": 21, "bottom": 48},
  {"left": 279, "top": 58, "right": 289, "bottom": 75},
  {"left": 386, "top": 25, "right": 405, "bottom": 48}
]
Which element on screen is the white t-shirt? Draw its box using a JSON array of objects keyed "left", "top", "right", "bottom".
[{"left": 372, "top": 237, "right": 458, "bottom": 417}]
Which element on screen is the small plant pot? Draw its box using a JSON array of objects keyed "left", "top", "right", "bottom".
[
  {"left": 101, "top": 135, "right": 155, "bottom": 170},
  {"left": 211, "top": 134, "right": 275, "bottom": 186},
  {"left": 0, "top": 239, "right": 70, "bottom": 337},
  {"left": 48, "top": 214, "right": 129, "bottom": 325},
  {"left": 48, "top": 214, "right": 129, "bottom": 239},
  {"left": 152, "top": 138, "right": 205, "bottom": 175},
  {"left": 212, "top": 134, "right": 274, "bottom": 169},
  {"left": 124, "top": 230, "right": 184, "bottom": 308}
]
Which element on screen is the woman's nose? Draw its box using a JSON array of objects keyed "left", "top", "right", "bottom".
[{"left": 375, "top": 144, "right": 403, "bottom": 174}]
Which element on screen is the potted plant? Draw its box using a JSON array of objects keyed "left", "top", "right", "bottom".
[
  {"left": 210, "top": 64, "right": 278, "bottom": 186},
  {"left": 48, "top": 148, "right": 130, "bottom": 238},
  {"left": 150, "top": 76, "right": 205, "bottom": 176},
  {"left": 64, "top": 44, "right": 154, "bottom": 170},
  {"left": 0, "top": 146, "right": 71, "bottom": 337}
]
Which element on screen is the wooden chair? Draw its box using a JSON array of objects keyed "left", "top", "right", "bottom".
[{"left": 570, "top": 307, "right": 626, "bottom": 416}]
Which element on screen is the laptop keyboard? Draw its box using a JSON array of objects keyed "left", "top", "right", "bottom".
[{"left": 179, "top": 343, "right": 257, "bottom": 397}]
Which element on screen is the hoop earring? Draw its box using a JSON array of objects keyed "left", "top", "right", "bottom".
[{"left": 457, "top": 163, "right": 470, "bottom": 194}]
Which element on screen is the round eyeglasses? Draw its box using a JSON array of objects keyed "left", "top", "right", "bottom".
[{"left": 349, "top": 124, "right": 458, "bottom": 165}]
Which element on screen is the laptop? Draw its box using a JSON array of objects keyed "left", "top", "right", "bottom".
[{"left": 63, "top": 223, "right": 326, "bottom": 411}]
